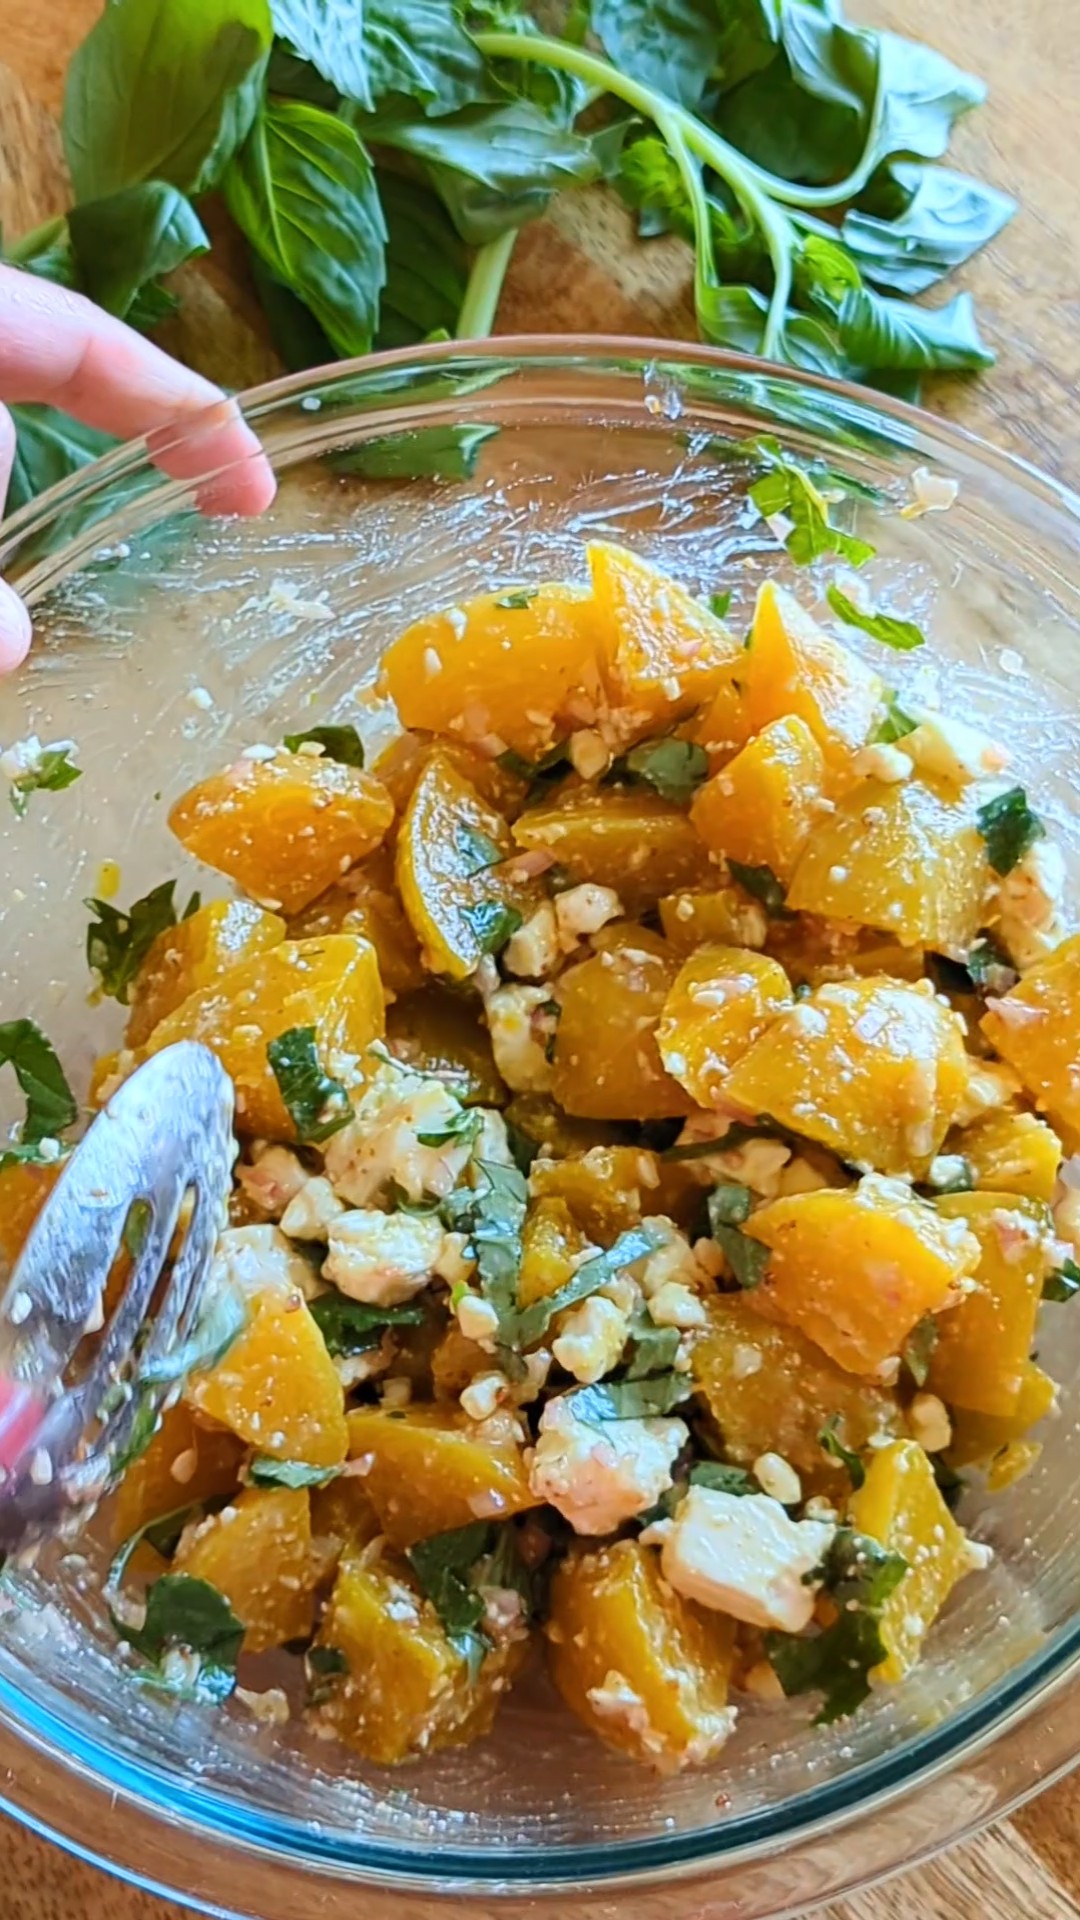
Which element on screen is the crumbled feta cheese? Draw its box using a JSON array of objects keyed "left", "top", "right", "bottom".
[
  {"left": 712, "top": 1135, "right": 792, "bottom": 1198},
  {"left": 908, "top": 1392, "right": 952, "bottom": 1453},
  {"left": 551, "top": 1295, "right": 631, "bottom": 1383},
  {"left": 903, "top": 713, "right": 1008, "bottom": 787},
  {"left": 926, "top": 1154, "right": 971, "bottom": 1193},
  {"left": 481, "top": 1585, "right": 528, "bottom": 1645},
  {"left": 380, "top": 1375, "right": 413, "bottom": 1409},
  {"left": 335, "top": 1332, "right": 394, "bottom": 1391},
  {"left": 752, "top": 1452, "right": 802, "bottom": 1506},
  {"left": 210, "top": 1225, "right": 320, "bottom": 1300},
  {"left": 554, "top": 884, "right": 622, "bottom": 948},
  {"left": 995, "top": 837, "right": 1069, "bottom": 970},
  {"left": 660, "top": 1486, "right": 833, "bottom": 1632},
  {"left": 646, "top": 1281, "right": 708, "bottom": 1330},
  {"left": 568, "top": 729, "right": 612, "bottom": 781},
  {"left": 236, "top": 1685, "right": 290, "bottom": 1726},
  {"left": 900, "top": 466, "right": 959, "bottom": 518},
  {"left": 775, "top": 1154, "right": 833, "bottom": 1197},
  {"left": 584, "top": 1668, "right": 736, "bottom": 1768},
  {"left": 852, "top": 742, "right": 912, "bottom": 784},
  {"left": 952, "top": 1059, "right": 1024, "bottom": 1128},
  {"left": 323, "top": 1056, "right": 472, "bottom": 1204},
  {"left": 637, "top": 1219, "right": 711, "bottom": 1301},
  {"left": 435, "top": 1230, "right": 476, "bottom": 1288},
  {"left": 280, "top": 1175, "right": 345, "bottom": 1241},
  {"left": 460, "top": 1371, "right": 506, "bottom": 1420},
  {"left": 486, "top": 984, "right": 555, "bottom": 1093},
  {"left": 323, "top": 1208, "right": 445, "bottom": 1306},
  {"left": 456, "top": 1292, "right": 500, "bottom": 1347},
  {"left": 529, "top": 1396, "right": 687, "bottom": 1535},
  {"left": 503, "top": 902, "right": 561, "bottom": 979}
]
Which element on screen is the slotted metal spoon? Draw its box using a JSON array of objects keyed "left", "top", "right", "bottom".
[{"left": 0, "top": 1042, "right": 236, "bottom": 1557}]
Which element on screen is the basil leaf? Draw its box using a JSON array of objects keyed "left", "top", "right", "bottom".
[
  {"left": 406, "top": 1520, "right": 493, "bottom": 1675},
  {"left": 621, "top": 738, "right": 709, "bottom": 804},
  {"left": 932, "top": 1455, "right": 966, "bottom": 1513},
  {"left": 921, "top": 1157, "right": 974, "bottom": 1196},
  {"left": 902, "top": 1313, "right": 940, "bottom": 1386},
  {"left": 976, "top": 787, "right": 1045, "bottom": 877},
  {"left": 305, "top": 1643, "right": 348, "bottom": 1703},
  {"left": 872, "top": 692, "right": 918, "bottom": 744},
  {"left": 570, "top": 1373, "right": 690, "bottom": 1421},
  {"left": 6, "top": 405, "right": 121, "bottom": 517},
  {"left": 132, "top": 1276, "right": 248, "bottom": 1393},
  {"left": 267, "top": 1024, "right": 353, "bottom": 1143},
  {"left": 964, "top": 934, "right": 1017, "bottom": 996},
  {"left": 749, "top": 458, "right": 875, "bottom": 569},
  {"left": 247, "top": 1456, "right": 341, "bottom": 1489},
  {"left": 690, "top": 1460, "right": 755, "bottom": 1496},
  {"left": 497, "top": 741, "right": 572, "bottom": 804},
  {"left": 461, "top": 900, "right": 523, "bottom": 956},
  {"left": 442, "top": 1159, "right": 528, "bottom": 1345},
  {"left": 766, "top": 1525, "right": 908, "bottom": 1723},
  {"left": 842, "top": 162, "right": 1015, "bottom": 297},
  {"left": 707, "top": 1182, "right": 752, "bottom": 1228},
  {"left": 106, "top": 1500, "right": 203, "bottom": 1602},
  {"left": 68, "top": 181, "right": 208, "bottom": 319},
  {"left": 727, "top": 860, "right": 793, "bottom": 918},
  {"left": 332, "top": 423, "right": 499, "bottom": 481},
  {"left": 63, "top": 0, "right": 272, "bottom": 201},
  {"left": 511, "top": 1223, "right": 667, "bottom": 1349},
  {"left": 126, "top": 1572, "right": 245, "bottom": 1704},
  {"left": 591, "top": 0, "right": 721, "bottom": 109},
  {"left": 494, "top": 589, "right": 537, "bottom": 610},
  {"left": 7, "top": 744, "right": 82, "bottom": 819},
  {"left": 85, "top": 880, "right": 195, "bottom": 1005},
  {"left": 0, "top": 1019, "right": 78, "bottom": 1155},
  {"left": 625, "top": 1316, "right": 681, "bottom": 1380},
  {"left": 826, "top": 584, "right": 925, "bottom": 653},
  {"left": 1043, "top": 1259, "right": 1080, "bottom": 1305},
  {"left": 415, "top": 1108, "right": 481, "bottom": 1148},
  {"left": 377, "top": 172, "right": 469, "bottom": 348},
  {"left": 457, "top": 824, "right": 505, "bottom": 877},
  {"left": 707, "top": 1182, "right": 769, "bottom": 1290},
  {"left": 869, "top": 31, "right": 986, "bottom": 171},
  {"left": 225, "top": 99, "right": 386, "bottom": 356},
  {"left": 818, "top": 1414, "right": 865, "bottom": 1489},
  {"left": 366, "top": 0, "right": 494, "bottom": 113},
  {"left": 709, "top": 590, "right": 733, "bottom": 619},
  {"left": 309, "top": 1293, "right": 425, "bottom": 1356},
  {"left": 269, "top": 0, "right": 369, "bottom": 105},
  {"left": 283, "top": 724, "right": 365, "bottom": 767},
  {"left": 836, "top": 287, "right": 993, "bottom": 374}
]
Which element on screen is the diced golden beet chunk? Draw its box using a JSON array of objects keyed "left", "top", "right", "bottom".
[
  {"left": 346, "top": 1405, "right": 539, "bottom": 1547},
  {"left": 113, "top": 1402, "right": 245, "bottom": 1542},
  {"left": 146, "top": 935, "right": 383, "bottom": 1139},
  {"left": 848, "top": 1439, "right": 982, "bottom": 1682},
  {"left": 927, "top": 1193, "right": 1049, "bottom": 1417},
  {"left": 724, "top": 977, "right": 969, "bottom": 1176},
  {"left": 0, "top": 1158, "right": 61, "bottom": 1281},
  {"left": 692, "top": 1296, "right": 902, "bottom": 1496},
  {"left": 693, "top": 656, "right": 754, "bottom": 764},
  {"left": 530, "top": 1144, "right": 702, "bottom": 1240},
  {"left": 310, "top": 1476, "right": 382, "bottom": 1555},
  {"left": 657, "top": 945, "right": 791, "bottom": 1109},
  {"left": 126, "top": 901, "right": 286, "bottom": 1047},
  {"left": 503, "top": 1096, "right": 616, "bottom": 1162},
  {"left": 787, "top": 774, "right": 989, "bottom": 953},
  {"left": 947, "top": 1362, "right": 1056, "bottom": 1471},
  {"left": 188, "top": 1283, "right": 347, "bottom": 1468},
  {"left": 547, "top": 1537, "right": 736, "bottom": 1772},
  {"left": 381, "top": 583, "right": 597, "bottom": 759},
  {"left": 315, "top": 1547, "right": 525, "bottom": 1762},
  {"left": 981, "top": 935, "right": 1080, "bottom": 1141},
  {"left": 386, "top": 987, "right": 507, "bottom": 1105},
  {"left": 174, "top": 1486, "right": 318, "bottom": 1653},
  {"left": 954, "top": 1109, "right": 1062, "bottom": 1203},
  {"left": 430, "top": 1324, "right": 491, "bottom": 1401},
  {"left": 551, "top": 946, "right": 693, "bottom": 1121},
  {"left": 587, "top": 541, "right": 738, "bottom": 735},
  {"left": 517, "top": 1196, "right": 588, "bottom": 1308},
  {"left": 659, "top": 886, "right": 767, "bottom": 953},
  {"left": 289, "top": 847, "right": 424, "bottom": 998},
  {"left": 512, "top": 787, "right": 714, "bottom": 917},
  {"left": 396, "top": 750, "right": 531, "bottom": 981},
  {"left": 373, "top": 730, "right": 528, "bottom": 822},
  {"left": 169, "top": 750, "right": 394, "bottom": 915},
  {"left": 742, "top": 582, "right": 881, "bottom": 776},
  {"left": 691, "top": 717, "right": 826, "bottom": 884},
  {"left": 747, "top": 1176, "right": 980, "bottom": 1375}
]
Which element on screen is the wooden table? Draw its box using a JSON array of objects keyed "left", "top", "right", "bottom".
[{"left": 1, "top": 2, "right": 1079, "bottom": 1916}]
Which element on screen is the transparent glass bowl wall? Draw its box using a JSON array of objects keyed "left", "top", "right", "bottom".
[{"left": 0, "top": 342, "right": 1079, "bottom": 1920}]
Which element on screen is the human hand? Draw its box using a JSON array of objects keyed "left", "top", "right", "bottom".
[{"left": 0, "top": 263, "right": 277, "bottom": 671}]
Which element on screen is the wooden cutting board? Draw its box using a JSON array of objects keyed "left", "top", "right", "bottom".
[{"left": 1, "top": 3, "right": 1079, "bottom": 1917}]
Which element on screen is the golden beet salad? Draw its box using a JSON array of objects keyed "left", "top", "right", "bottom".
[{"left": 7, "top": 538, "right": 1080, "bottom": 1771}]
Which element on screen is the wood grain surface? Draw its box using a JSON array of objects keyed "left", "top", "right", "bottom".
[{"left": 0, "top": 2, "right": 1078, "bottom": 1917}]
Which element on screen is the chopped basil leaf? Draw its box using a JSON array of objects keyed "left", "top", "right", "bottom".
[
  {"left": 267, "top": 1024, "right": 353, "bottom": 1143},
  {"left": 309, "top": 1294, "right": 425, "bottom": 1357},
  {"left": 932, "top": 1457, "right": 966, "bottom": 1513},
  {"left": 820, "top": 1526, "right": 909, "bottom": 1612},
  {"left": 0, "top": 1018, "right": 77, "bottom": 1163},
  {"left": 306, "top": 1644, "right": 348, "bottom": 1705},
  {"left": 442, "top": 1159, "right": 528, "bottom": 1350},
  {"left": 818, "top": 1414, "right": 865, "bottom": 1489},
  {"left": 872, "top": 692, "right": 918, "bottom": 743},
  {"left": 125, "top": 1572, "right": 244, "bottom": 1704},
  {"left": 415, "top": 1107, "right": 482, "bottom": 1148},
  {"left": 461, "top": 899, "right": 523, "bottom": 956},
  {"left": 902, "top": 1313, "right": 940, "bottom": 1385},
  {"left": 707, "top": 1181, "right": 752, "bottom": 1227},
  {"left": 749, "top": 449, "right": 875, "bottom": 570},
  {"left": 247, "top": 1456, "right": 341, "bottom": 1489},
  {"left": 512, "top": 1222, "right": 666, "bottom": 1348},
  {"left": 8, "top": 743, "right": 82, "bottom": 817},
  {"left": 496, "top": 740, "right": 572, "bottom": 803},
  {"left": 689, "top": 1460, "right": 755, "bottom": 1497},
  {"left": 766, "top": 1527, "right": 908, "bottom": 1723},
  {"left": 619, "top": 737, "right": 709, "bottom": 804},
  {"left": 707, "top": 1182, "right": 769, "bottom": 1290},
  {"left": 107, "top": 1499, "right": 202, "bottom": 1601},
  {"left": 964, "top": 933, "right": 1017, "bottom": 995},
  {"left": 922, "top": 1157, "right": 974, "bottom": 1195},
  {"left": 282, "top": 724, "right": 365, "bottom": 767},
  {"left": 975, "top": 786, "right": 1045, "bottom": 876},
  {"left": 708, "top": 590, "right": 732, "bottom": 619},
  {"left": 406, "top": 1520, "right": 494, "bottom": 1677},
  {"left": 571, "top": 1372, "right": 689, "bottom": 1421},
  {"left": 727, "top": 859, "right": 793, "bottom": 918},
  {"left": 1043, "top": 1259, "right": 1080, "bottom": 1304},
  {"left": 504, "top": 1117, "right": 539, "bottom": 1175},
  {"left": 826, "top": 584, "right": 925, "bottom": 652},
  {"left": 458, "top": 823, "right": 505, "bottom": 877},
  {"left": 625, "top": 1314, "right": 681, "bottom": 1379},
  {"left": 494, "top": 589, "right": 537, "bottom": 609},
  {"left": 85, "top": 879, "right": 198, "bottom": 1005}
]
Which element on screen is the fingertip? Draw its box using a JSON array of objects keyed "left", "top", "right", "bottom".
[
  {"left": 0, "top": 579, "right": 32, "bottom": 672},
  {"left": 147, "top": 400, "right": 277, "bottom": 519},
  {"left": 196, "top": 452, "right": 278, "bottom": 519}
]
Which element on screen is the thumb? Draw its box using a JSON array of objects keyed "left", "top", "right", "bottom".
[{"left": 0, "top": 401, "right": 32, "bottom": 671}]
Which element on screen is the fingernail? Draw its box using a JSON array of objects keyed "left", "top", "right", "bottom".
[{"left": 0, "top": 581, "right": 32, "bottom": 670}]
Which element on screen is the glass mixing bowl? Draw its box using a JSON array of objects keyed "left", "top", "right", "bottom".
[{"left": 0, "top": 339, "right": 1079, "bottom": 1920}]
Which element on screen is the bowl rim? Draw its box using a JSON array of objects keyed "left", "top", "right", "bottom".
[{"left": 2, "top": 332, "right": 1080, "bottom": 1908}]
